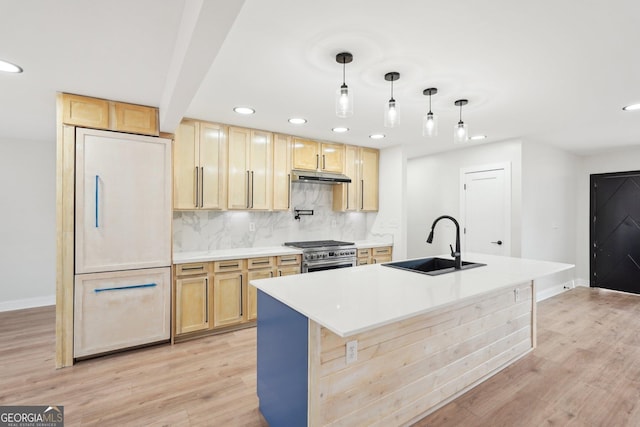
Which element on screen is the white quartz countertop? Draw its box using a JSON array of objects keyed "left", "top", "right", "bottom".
[
  {"left": 250, "top": 253, "right": 574, "bottom": 338},
  {"left": 172, "top": 240, "right": 392, "bottom": 264},
  {"left": 173, "top": 246, "right": 303, "bottom": 264}
]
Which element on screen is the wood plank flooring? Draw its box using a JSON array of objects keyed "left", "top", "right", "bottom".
[{"left": 1, "top": 287, "right": 639, "bottom": 426}]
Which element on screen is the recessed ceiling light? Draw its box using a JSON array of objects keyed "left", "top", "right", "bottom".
[
  {"left": 622, "top": 103, "right": 640, "bottom": 111},
  {"left": 369, "top": 134, "right": 385, "bottom": 140},
  {"left": 332, "top": 127, "right": 349, "bottom": 133},
  {"left": 233, "top": 106, "right": 255, "bottom": 115},
  {"left": 469, "top": 135, "right": 487, "bottom": 140},
  {"left": 0, "top": 59, "right": 23, "bottom": 73},
  {"left": 288, "top": 117, "right": 307, "bottom": 124}
]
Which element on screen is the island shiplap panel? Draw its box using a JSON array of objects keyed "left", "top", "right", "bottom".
[{"left": 308, "top": 282, "right": 534, "bottom": 426}]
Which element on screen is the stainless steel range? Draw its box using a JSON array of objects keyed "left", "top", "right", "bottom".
[{"left": 284, "top": 240, "right": 357, "bottom": 273}]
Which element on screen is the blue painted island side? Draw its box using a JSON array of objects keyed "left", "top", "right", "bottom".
[{"left": 257, "top": 290, "right": 309, "bottom": 426}]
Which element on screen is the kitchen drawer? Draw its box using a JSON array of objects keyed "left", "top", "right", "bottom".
[
  {"left": 247, "top": 256, "right": 275, "bottom": 270},
  {"left": 357, "top": 248, "right": 371, "bottom": 258},
  {"left": 372, "top": 246, "right": 392, "bottom": 256},
  {"left": 74, "top": 267, "right": 170, "bottom": 358},
  {"left": 175, "top": 262, "right": 210, "bottom": 276},
  {"left": 357, "top": 258, "right": 370, "bottom": 266},
  {"left": 213, "top": 259, "right": 246, "bottom": 272},
  {"left": 276, "top": 254, "right": 301, "bottom": 266}
]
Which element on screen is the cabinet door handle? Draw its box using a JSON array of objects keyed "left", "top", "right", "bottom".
[
  {"left": 239, "top": 274, "right": 243, "bottom": 316},
  {"left": 95, "top": 175, "right": 100, "bottom": 228},
  {"left": 346, "top": 183, "right": 349, "bottom": 210},
  {"left": 246, "top": 170, "right": 250, "bottom": 208},
  {"left": 287, "top": 173, "right": 291, "bottom": 209},
  {"left": 323, "top": 154, "right": 326, "bottom": 170},
  {"left": 182, "top": 266, "right": 204, "bottom": 271},
  {"left": 251, "top": 171, "right": 254, "bottom": 208},
  {"left": 200, "top": 166, "right": 204, "bottom": 208},
  {"left": 94, "top": 283, "right": 156, "bottom": 293},
  {"left": 316, "top": 154, "right": 319, "bottom": 170},
  {"left": 278, "top": 270, "right": 282, "bottom": 276},
  {"left": 361, "top": 179, "right": 364, "bottom": 210},
  {"left": 270, "top": 271, "right": 274, "bottom": 278},
  {"left": 205, "top": 277, "right": 209, "bottom": 321},
  {"left": 194, "top": 167, "right": 199, "bottom": 208}
]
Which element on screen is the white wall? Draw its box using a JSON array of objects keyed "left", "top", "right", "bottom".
[
  {"left": 0, "top": 138, "right": 56, "bottom": 310},
  {"left": 521, "top": 140, "right": 579, "bottom": 299},
  {"left": 368, "top": 146, "right": 407, "bottom": 260},
  {"left": 407, "top": 140, "right": 522, "bottom": 259},
  {"left": 576, "top": 146, "right": 640, "bottom": 284}
]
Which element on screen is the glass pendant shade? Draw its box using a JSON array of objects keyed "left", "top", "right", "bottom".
[
  {"left": 335, "top": 83, "right": 353, "bottom": 118},
  {"left": 422, "top": 111, "right": 438, "bottom": 137},
  {"left": 384, "top": 99, "right": 400, "bottom": 128},
  {"left": 454, "top": 121, "right": 468, "bottom": 143}
]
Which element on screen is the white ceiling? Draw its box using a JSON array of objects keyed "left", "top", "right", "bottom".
[{"left": 2, "top": 0, "right": 640, "bottom": 159}]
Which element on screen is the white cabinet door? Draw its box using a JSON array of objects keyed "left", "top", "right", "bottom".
[
  {"left": 75, "top": 128, "right": 171, "bottom": 274},
  {"left": 74, "top": 267, "right": 171, "bottom": 357}
]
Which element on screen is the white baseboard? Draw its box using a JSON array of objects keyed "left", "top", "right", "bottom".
[
  {"left": 0, "top": 295, "right": 55, "bottom": 312},
  {"left": 574, "top": 278, "right": 590, "bottom": 287},
  {"left": 536, "top": 280, "right": 574, "bottom": 302}
]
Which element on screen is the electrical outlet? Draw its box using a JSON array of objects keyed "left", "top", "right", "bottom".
[
  {"left": 249, "top": 222, "right": 256, "bottom": 232},
  {"left": 514, "top": 288, "right": 521, "bottom": 302},
  {"left": 346, "top": 340, "right": 358, "bottom": 364}
]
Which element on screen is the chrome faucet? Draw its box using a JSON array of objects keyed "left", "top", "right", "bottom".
[{"left": 426, "top": 215, "right": 462, "bottom": 270}]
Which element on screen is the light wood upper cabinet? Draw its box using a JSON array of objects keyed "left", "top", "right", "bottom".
[
  {"left": 112, "top": 102, "right": 159, "bottom": 136},
  {"left": 359, "top": 147, "right": 379, "bottom": 212},
  {"left": 174, "top": 120, "right": 226, "bottom": 210},
  {"left": 60, "top": 93, "right": 159, "bottom": 136},
  {"left": 228, "top": 127, "right": 272, "bottom": 210},
  {"left": 321, "top": 142, "right": 345, "bottom": 173},
  {"left": 333, "top": 145, "right": 359, "bottom": 212},
  {"left": 62, "top": 94, "right": 109, "bottom": 129},
  {"left": 292, "top": 138, "right": 319, "bottom": 170},
  {"left": 273, "top": 134, "right": 292, "bottom": 210},
  {"left": 292, "top": 138, "right": 345, "bottom": 173}
]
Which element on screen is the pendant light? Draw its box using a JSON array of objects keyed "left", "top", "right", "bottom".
[
  {"left": 453, "top": 99, "right": 469, "bottom": 143},
  {"left": 384, "top": 72, "right": 400, "bottom": 128},
  {"left": 422, "top": 88, "right": 438, "bottom": 137},
  {"left": 335, "top": 52, "right": 353, "bottom": 118}
]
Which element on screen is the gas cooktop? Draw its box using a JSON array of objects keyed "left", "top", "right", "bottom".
[{"left": 284, "top": 240, "right": 355, "bottom": 249}]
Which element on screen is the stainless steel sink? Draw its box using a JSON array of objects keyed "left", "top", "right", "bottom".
[{"left": 382, "top": 257, "right": 486, "bottom": 276}]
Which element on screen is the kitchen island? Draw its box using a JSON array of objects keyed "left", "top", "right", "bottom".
[{"left": 250, "top": 253, "right": 573, "bottom": 426}]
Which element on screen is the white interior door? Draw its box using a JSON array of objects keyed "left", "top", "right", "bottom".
[
  {"left": 462, "top": 165, "right": 511, "bottom": 256},
  {"left": 75, "top": 128, "right": 171, "bottom": 274}
]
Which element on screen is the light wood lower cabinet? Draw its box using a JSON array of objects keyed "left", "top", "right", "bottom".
[
  {"left": 212, "top": 268, "right": 245, "bottom": 328},
  {"left": 173, "top": 255, "right": 301, "bottom": 341},
  {"left": 247, "top": 268, "right": 275, "bottom": 321},
  {"left": 175, "top": 275, "right": 209, "bottom": 334},
  {"left": 356, "top": 246, "right": 393, "bottom": 265}
]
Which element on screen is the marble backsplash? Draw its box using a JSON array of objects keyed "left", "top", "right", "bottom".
[{"left": 173, "top": 182, "right": 376, "bottom": 252}]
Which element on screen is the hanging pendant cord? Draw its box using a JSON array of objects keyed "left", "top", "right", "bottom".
[
  {"left": 459, "top": 103, "right": 463, "bottom": 122},
  {"left": 342, "top": 59, "right": 346, "bottom": 85},
  {"left": 429, "top": 93, "right": 432, "bottom": 113},
  {"left": 390, "top": 77, "right": 394, "bottom": 100}
]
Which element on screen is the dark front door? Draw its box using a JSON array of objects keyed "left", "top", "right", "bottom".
[{"left": 591, "top": 171, "right": 640, "bottom": 294}]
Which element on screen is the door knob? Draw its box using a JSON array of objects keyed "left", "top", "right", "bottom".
[{"left": 491, "top": 240, "right": 503, "bottom": 245}]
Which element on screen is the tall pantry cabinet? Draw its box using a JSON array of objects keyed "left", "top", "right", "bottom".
[{"left": 56, "top": 93, "right": 171, "bottom": 367}]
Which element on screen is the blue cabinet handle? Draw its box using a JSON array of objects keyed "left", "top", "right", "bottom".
[
  {"left": 95, "top": 175, "right": 99, "bottom": 228},
  {"left": 94, "top": 283, "right": 157, "bottom": 293}
]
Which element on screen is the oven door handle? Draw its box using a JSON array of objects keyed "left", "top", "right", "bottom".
[{"left": 303, "top": 258, "right": 357, "bottom": 271}]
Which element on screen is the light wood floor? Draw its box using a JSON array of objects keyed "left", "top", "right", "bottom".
[{"left": 1, "top": 287, "right": 639, "bottom": 426}]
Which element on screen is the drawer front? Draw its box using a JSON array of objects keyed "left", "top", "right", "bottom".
[
  {"left": 371, "top": 255, "right": 392, "bottom": 264},
  {"left": 213, "top": 259, "right": 245, "bottom": 272},
  {"left": 175, "top": 263, "right": 209, "bottom": 276},
  {"left": 357, "top": 248, "right": 371, "bottom": 257},
  {"left": 276, "top": 254, "right": 301, "bottom": 266},
  {"left": 357, "top": 258, "right": 370, "bottom": 266},
  {"left": 372, "top": 246, "right": 392, "bottom": 256},
  {"left": 277, "top": 265, "right": 301, "bottom": 276},
  {"left": 74, "top": 267, "right": 170, "bottom": 358},
  {"left": 247, "top": 256, "right": 275, "bottom": 269}
]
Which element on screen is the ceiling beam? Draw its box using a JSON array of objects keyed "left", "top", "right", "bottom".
[{"left": 158, "top": 0, "right": 245, "bottom": 134}]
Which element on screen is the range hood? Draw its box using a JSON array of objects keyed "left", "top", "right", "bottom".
[{"left": 291, "top": 169, "right": 351, "bottom": 184}]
